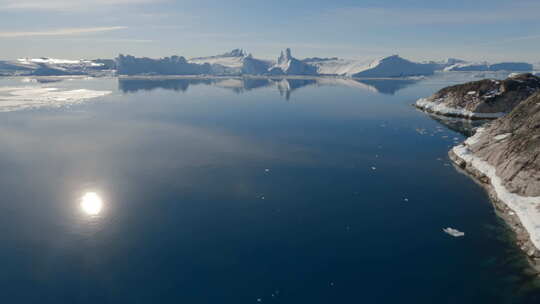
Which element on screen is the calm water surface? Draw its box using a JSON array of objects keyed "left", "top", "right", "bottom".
[{"left": 0, "top": 74, "right": 539, "bottom": 303}]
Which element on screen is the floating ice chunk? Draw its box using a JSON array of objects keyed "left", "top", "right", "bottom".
[
  {"left": 371, "top": 166, "right": 377, "bottom": 170},
  {"left": 264, "top": 169, "right": 270, "bottom": 172},
  {"left": 403, "top": 198, "right": 409, "bottom": 202},
  {"left": 443, "top": 227, "right": 465, "bottom": 237}
]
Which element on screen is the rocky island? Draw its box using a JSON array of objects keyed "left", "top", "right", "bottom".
[
  {"left": 415, "top": 73, "right": 540, "bottom": 119},
  {"left": 448, "top": 91, "right": 540, "bottom": 266}
]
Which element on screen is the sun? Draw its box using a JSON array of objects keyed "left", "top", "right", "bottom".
[{"left": 80, "top": 192, "right": 103, "bottom": 215}]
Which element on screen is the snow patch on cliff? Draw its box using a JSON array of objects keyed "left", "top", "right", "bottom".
[
  {"left": 453, "top": 128, "right": 540, "bottom": 250},
  {"left": 415, "top": 98, "right": 505, "bottom": 119}
]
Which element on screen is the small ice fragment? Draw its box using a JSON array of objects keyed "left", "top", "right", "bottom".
[
  {"left": 443, "top": 227, "right": 465, "bottom": 237},
  {"left": 371, "top": 166, "right": 377, "bottom": 170},
  {"left": 261, "top": 196, "right": 265, "bottom": 200},
  {"left": 403, "top": 198, "right": 409, "bottom": 202},
  {"left": 265, "top": 168, "right": 270, "bottom": 172},
  {"left": 330, "top": 282, "right": 335, "bottom": 286},
  {"left": 257, "top": 298, "right": 262, "bottom": 302}
]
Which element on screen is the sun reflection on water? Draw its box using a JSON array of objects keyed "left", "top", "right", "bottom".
[{"left": 80, "top": 192, "right": 103, "bottom": 215}]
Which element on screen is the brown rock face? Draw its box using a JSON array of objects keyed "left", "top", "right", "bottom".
[
  {"left": 467, "top": 91, "right": 540, "bottom": 196},
  {"left": 418, "top": 73, "right": 540, "bottom": 118}
]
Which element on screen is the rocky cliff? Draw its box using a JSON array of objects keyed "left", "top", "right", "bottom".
[
  {"left": 416, "top": 73, "right": 540, "bottom": 119},
  {"left": 449, "top": 91, "right": 540, "bottom": 262}
]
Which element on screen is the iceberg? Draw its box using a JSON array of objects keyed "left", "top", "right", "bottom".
[
  {"left": 309, "top": 55, "right": 437, "bottom": 77},
  {"left": 443, "top": 227, "right": 465, "bottom": 237},
  {"left": 445, "top": 62, "right": 533, "bottom": 72}
]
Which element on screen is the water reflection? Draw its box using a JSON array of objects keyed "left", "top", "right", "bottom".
[
  {"left": 426, "top": 112, "right": 490, "bottom": 136},
  {"left": 118, "top": 77, "right": 418, "bottom": 98},
  {"left": 80, "top": 192, "right": 103, "bottom": 216}
]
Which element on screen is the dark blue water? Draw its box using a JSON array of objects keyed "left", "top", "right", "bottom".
[{"left": 0, "top": 74, "right": 539, "bottom": 303}]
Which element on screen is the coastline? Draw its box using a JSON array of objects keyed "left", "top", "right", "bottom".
[
  {"left": 415, "top": 98, "right": 505, "bottom": 120},
  {"left": 449, "top": 128, "right": 540, "bottom": 270}
]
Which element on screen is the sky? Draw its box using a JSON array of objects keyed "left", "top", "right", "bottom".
[{"left": 1, "top": 0, "right": 539, "bottom": 62}]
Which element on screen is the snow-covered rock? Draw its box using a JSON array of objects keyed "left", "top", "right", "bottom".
[
  {"left": 449, "top": 92, "right": 540, "bottom": 256},
  {"left": 416, "top": 73, "right": 540, "bottom": 119}
]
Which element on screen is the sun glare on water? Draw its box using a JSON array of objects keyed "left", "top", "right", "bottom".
[{"left": 81, "top": 192, "right": 103, "bottom": 215}]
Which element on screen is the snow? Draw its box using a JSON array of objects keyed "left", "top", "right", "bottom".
[
  {"left": 17, "top": 57, "right": 103, "bottom": 67},
  {"left": 310, "top": 55, "right": 436, "bottom": 77},
  {"left": 494, "top": 133, "right": 512, "bottom": 141},
  {"left": 415, "top": 98, "right": 505, "bottom": 119},
  {"left": 0, "top": 86, "right": 111, "bottom": 112},
  {"left": 453, "top": 129, "right": 540, "bottom": 249}
]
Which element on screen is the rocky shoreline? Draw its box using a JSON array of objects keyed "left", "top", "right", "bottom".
[
  {"left": 448, "top": 92, "right": 540, "bottom": 269},
  {"left": 416, "top": 73, "right": 540, "bottom": 119}
]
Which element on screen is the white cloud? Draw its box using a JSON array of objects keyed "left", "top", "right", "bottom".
[
  {"left": 316, "top": 4, "right": 540, "bottom": 26},
  {"left": 0, "top": 0, "right": 164, "bottom": 11},
  {"left": 0, "top": 26, "right": 127, "bottom": 38},
  {"left": 480, "top": 34, "right": 540, "bottom": 46}
]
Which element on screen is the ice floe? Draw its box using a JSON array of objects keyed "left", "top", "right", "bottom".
[
  {"left": 443, "top": 227, "right": 465, "bottom": 237},
  {"left": 0, "top": 86, "right": 111, "bottom": 112}
]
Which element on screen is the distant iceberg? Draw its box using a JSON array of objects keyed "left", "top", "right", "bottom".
[
  {"left": 444, "top": 62, "right": 533, "bottom": 72},
  {"left": 0, "top": 49, "right": 534, "bottom": 78}
]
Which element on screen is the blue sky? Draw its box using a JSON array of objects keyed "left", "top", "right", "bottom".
[{"left": 1, "top": 0, "right": 539, "bottom": 62}]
